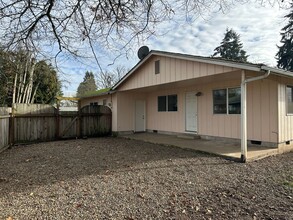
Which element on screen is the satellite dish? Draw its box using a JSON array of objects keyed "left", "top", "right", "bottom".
[{"left": 137, "top": 46, "right": 149, "bottom": 60}]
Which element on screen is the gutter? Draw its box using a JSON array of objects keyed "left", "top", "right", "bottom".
[{"left": 240, "top": 66, "right": 271, "bottom": 162}]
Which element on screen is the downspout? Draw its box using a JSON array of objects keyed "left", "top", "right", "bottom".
[{"left": 240, "top": 67, "right": 271, "bottom": 162}]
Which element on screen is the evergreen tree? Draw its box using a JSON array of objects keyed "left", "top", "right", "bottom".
[
  {"left": 76, "top": 71, "right": 97, "bottom": 97},
  {"left": 33, "top": 61, "right": 63, "bottom": 104},
  {"left": 213, "top": 28, "right": 248, "bottom": 62},
  {"left": 276, "top": 2, "right": 293, "bottom": 71}
]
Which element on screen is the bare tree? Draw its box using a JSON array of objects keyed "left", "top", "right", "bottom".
[
  {"left": 96, "top": 71, "right": 117, "bottom": 89},
  {"left": 113, "top": 65, "right": 128, "bottom": 81},
  {"left": 96, "top": 65, "right": 128, "bottom": 89},
  {"left": 0, "top": 0, "right": 283, "bottom": 69}
]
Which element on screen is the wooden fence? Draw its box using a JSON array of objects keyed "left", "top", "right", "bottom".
[
  {"left": 0, "top": 103, "right": 111, "bottom": 148},
  {"left": 0, "top": 107, "right": 11, "bottom": 153}
]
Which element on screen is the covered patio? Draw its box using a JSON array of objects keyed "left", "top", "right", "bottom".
[{"left": 122, "top": 133, "right": 279, "bottom": 162}]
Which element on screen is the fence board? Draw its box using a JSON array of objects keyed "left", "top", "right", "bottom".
[
  {"left": 81, "top": 105, "right": 112, "bottom": 137},
  {"left": 0, "top": 104, "right": 111, "bottom": 152},
  {"left": 0, "top": 107, "right": 11, "bottom": 152},
  {"left": 2, "top": 104, "right": 112, "bottom": 146},
  {"left": 13, "top": 104, "right": 57, "bottom": 143}
]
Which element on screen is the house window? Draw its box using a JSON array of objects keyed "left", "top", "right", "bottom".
[
  {"left": 158, "top": 95, "right": 178, "bottom": 112},
  {"left": 228, "top": 88, "right": 241, "bottom": 114},
  {"left": 287, "top": 86, "right": 293, "bottom": 114},
  {"left": 168, "top": 95, "right": 178, "bottom": 111},
  {"left": 155, "top": 60, "right": 160, "bottom": 74},
  {"left": 213, "top": 88, "right": 241, "bottom": 114},
  {"left": 158, "top": 96, "right": 166, "bottom": 112},
  {"left": 103, "top": 99, "right": 107, "bottom": 106},
  {"left": 213, "top": 89, "right": 227, "bottom": 114}
]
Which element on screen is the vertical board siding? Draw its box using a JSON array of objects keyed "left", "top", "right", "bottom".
[
  {"left": 116, "top": 92, "right": 147, "bottom": 131},
  {"left": 278, "top": 83, "right": 293, "bottom": 143},
  {"left": 115, "top": 77, "right": 278, "bottom": 143},
  {"left": 118, "top": 55, "right": 235, "bottom": 91},
  {"left": 0, "top": 107, "right": 10, "bottom": 152}
]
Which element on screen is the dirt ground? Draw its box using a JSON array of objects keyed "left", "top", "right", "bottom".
[{"left": 0, "top": 137, "right": 292, "bottom": 220}]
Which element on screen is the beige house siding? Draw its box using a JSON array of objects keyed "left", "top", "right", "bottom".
[
  {"left": 118, "top": 55, "right": 236, "bottom": 91},
  {"left": 246, "top": 79, "right": 278, "bottom": 143},
  {"left": 115, "top": 92, "right": 147, "bottom": 132},
  {"left": 278, "top": 82, "right": 293, "bottom": 143},
  {"left": 114, "top": 74, "right": 278, "bottom": 143},
  {"left": 111, "top": 93, "right": 118, "bottom": 132}
]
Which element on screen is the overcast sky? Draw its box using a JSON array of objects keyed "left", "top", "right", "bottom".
[{"left": 61, "top": 2, "right": 288, "bottom": 96}]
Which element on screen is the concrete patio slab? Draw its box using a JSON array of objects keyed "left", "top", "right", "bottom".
[{"left": 122, "top": 133, "right": 279, "bottom": 162}]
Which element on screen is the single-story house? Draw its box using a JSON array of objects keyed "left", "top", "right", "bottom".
[{"left": 80, "top": 50, "right": 293, "bottom": 161}]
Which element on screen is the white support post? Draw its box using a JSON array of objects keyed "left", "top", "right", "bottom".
[{"left": 241, "top": 70, "right": 247, "bottom": 162}]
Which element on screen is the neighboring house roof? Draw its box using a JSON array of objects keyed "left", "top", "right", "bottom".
[{"left": 112, "top": 50, "right": 293, "bottom": 90}]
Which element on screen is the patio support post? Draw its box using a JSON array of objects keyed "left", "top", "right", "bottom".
[
  {"left": 240, "top": 67, "right": 271, "bottom": 162},
  {"left": 241, "top": 70, "right": 247, "bottom": 163}
]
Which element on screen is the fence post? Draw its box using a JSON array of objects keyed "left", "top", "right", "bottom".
[
  {"left": 77, "top": 100, "right": 82, "bottom": 138},
  {"left": 9, "top": 105, "right": 15, "bottom": 146},
  {"left": 56, "top": 99, "right": 60, "bottom": 139}
]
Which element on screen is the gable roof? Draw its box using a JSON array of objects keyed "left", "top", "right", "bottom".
[{"left": 112, "top": 50, "right": 293, "bottom": 90}]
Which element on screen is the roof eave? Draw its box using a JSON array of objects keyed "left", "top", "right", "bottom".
[
  {"left": 261, "top": 66, "right": 293, "bottom": 78},
  {"left": 112, "top": 50, "right": 293, "bottom": 90}
]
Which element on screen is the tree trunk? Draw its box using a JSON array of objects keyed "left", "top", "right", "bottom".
[
  {"left": 24, "top": 60, "right": 36, "bottom": 103},
  {"left": 12, "top": 71, "right": 18, "bottom": 104},
  {"left": 30, "top": 81, "right": 40, "bottom": 103}
]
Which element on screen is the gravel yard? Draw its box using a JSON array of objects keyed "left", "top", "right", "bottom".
[{"left": 0, "top": 137, "right": 292, "bottom": 219}]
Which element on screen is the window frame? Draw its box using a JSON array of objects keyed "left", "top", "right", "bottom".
[
  {"left": 286, "top": 85, "right": 293, "bottom": 115},
  {"left": 213, "top": 87, "right": 241, "bottom": 115},
  {"left": 157, "top": 94, "right": 178, "bottom": 112}
]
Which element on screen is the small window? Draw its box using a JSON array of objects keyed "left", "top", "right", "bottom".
[
  {"left": 155, "top": 60, "right": 160, "bottom": 74},
  {"left": 158, "top": 95, "right": 178, "bottom": 112},
  {"left": 158, "top": 96, "right": 166, "bottom": 111},
  {"left": 168, "top": 95, "right": 177, "bottom": 111},
  {"left": 213, "top": 89, "right": 227, "bottom": 114},
  {"left": 103, "top": 99, "right": 107, "bottom": 106},
  {"left": 287, "top": 86, "right": 293, "bottom": 114}
]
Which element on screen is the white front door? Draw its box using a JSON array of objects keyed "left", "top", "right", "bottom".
[
  {"left": 185, "top": 92, "right": 197, "bottom": 132},
  {"left": 135, "top": 100, "right": 145, "bottom": 132}
]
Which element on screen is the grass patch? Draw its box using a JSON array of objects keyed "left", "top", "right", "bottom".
[{"left": 284, "top": 176, "right": 293, "bottom": 188}]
